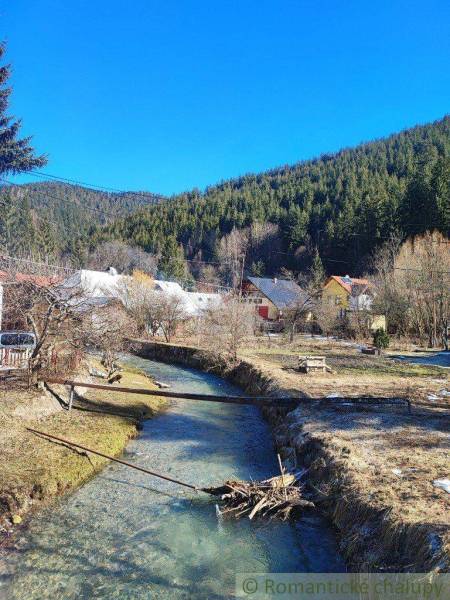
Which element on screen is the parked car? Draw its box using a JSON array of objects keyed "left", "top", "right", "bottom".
[{"left": 0, "top": 331, "right": 36, "bottom": 349}]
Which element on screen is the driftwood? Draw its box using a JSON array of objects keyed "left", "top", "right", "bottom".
[{"left": 204, "top": 474, "right": 314, "bottom": 520}]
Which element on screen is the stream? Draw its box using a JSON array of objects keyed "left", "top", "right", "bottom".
[{"left": 0, "top": 356, "right": 344, "bottom": 599}]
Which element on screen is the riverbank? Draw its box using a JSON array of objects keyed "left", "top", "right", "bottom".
[
  {"left": 0, "top": 357, "right": 167, "bottom": 543},
  {"left": 132, "top": 339, "right": 450, "bottom": 573}
]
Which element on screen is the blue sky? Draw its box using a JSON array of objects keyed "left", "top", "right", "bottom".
[{"left": 2, "top": 0, "right": 450, "bottom": 195}]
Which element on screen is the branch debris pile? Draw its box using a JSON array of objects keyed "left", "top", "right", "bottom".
[{"left": 204, "top": 474, "right": 314, "bottom": 520}]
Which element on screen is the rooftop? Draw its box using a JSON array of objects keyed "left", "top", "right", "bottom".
[{"left": 246, "top": 276, "right": 305, "bottom": 309}]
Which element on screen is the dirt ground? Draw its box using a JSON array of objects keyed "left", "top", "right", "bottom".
[
  {"left": 241, "top": 335, "right": 449, "bottom": 403},
  {"left": 0, "top": 357, "right": 167, "bottom": 541},
  {"left": 239, "top": 335, "right": 449, "bottom": 566}
]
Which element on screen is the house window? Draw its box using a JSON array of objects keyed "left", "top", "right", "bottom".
[{"left": 335, "top": 296, "right": 342, "bottom": 306}]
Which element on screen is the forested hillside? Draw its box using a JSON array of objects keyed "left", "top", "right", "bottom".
[
  {"left": 0, "top": 181, "right": 164, "bottom": 261},
  {"left": 90, "top": 115, "right": 450, "bottom": 278},
  {"left": 1, "top": 116, "right": 449, "bottom": 278}
]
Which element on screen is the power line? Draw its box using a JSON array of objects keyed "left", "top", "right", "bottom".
[
  {"left": 1, "top": 177, "right": 129, "bottom": 219},
  {"left": 29, "top": 170, "right": 166, "bottom": 202},
  {"left": 0, "top": 253, "right": 73, "bottom": 275}
]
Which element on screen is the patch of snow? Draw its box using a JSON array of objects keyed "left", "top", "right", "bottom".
[
  {"left": 427, "top": 394, "right": 440, "bottom": 401},
  {"left": 155, "top": 381, "right": 170, "bottom": 389},
  {"left": 392, "top": 468, "right": 403, "bottom": 477},
  {"left": 433, "top": 479, "right": 450, "bottom": 494},
  {"left": 326, "top": 392, "right": 342, "bottom": 398},
  {"left": 439, "top": 389, "right": 450, "bottom": 397}
]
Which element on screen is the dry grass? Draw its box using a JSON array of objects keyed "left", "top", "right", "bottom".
[
  {"left": 0, "top": 357, "right": 167, "bottom": 539},
  {"left": 238, "top": 334, "right": 450, "bottom": 569},
  {"left": 240, "top": 335, "right": 448, "bottom": 400}
]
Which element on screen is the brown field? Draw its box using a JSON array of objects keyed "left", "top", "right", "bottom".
[{"left": 239, "top": 334, "right": 449, "bottom": 564}]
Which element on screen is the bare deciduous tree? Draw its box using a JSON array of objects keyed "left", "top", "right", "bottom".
[
  {"left": 78, "top": 301, "right": 136, "bottom": 374},
  {"left": 198, "top": 295, "right": 255, "bottom": 363},
  {"left": 88, "top": 241, "right": 159, "bottom": 276},
  {"left": 373, "top": 231, "right": 450, "bottom": 347},
  {"left": 280, "top": 265, "right": 324, "bottom": 342}
]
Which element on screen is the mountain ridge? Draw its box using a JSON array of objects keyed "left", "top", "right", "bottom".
[{"left": 0, "top": 114, "right": 449, "bottom": 276}]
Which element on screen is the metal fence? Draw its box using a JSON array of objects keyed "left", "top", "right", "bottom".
[{"left": 0, "top": 347, "right": 32, "bottom": 369}]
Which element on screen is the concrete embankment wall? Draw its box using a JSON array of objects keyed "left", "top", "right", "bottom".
[{"left": 132, "top": 340, "right": 448, "bottom": 573}]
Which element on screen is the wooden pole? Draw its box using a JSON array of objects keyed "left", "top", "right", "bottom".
[
  {"left": 42, "top": 377, "right": 298, "bottom": 407},
  {"left": 277, "top": 453, "right": 287, "bottom": 502},
  {"left": 26, "top": 427, "right": 204, "bottom": 493},
  {"left": 68, "top": 385, "right": 74, "bottom": 411},
  {"left": 41, "top": 378, "right": 412, "bottom": 412}
]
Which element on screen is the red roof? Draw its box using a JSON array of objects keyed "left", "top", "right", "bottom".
[
  {"left": 325, "top": 275, "right": 370, "bottom": 294},
  {"left": 0, "top": 270, "right": 61, "bottom": 287}
]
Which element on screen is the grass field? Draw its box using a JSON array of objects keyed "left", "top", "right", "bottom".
[{"left": 0, "top": 356, "right": 167, "bottom": 540}]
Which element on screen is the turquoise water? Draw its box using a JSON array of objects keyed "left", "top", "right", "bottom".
[{"left": 0, "top": 357, "right": 343, "bottom": 599}]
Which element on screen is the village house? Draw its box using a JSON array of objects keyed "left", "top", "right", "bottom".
[
  {"left": 153, "top": 280, "right": 223, "bottom": 317},
  {"left": 322, "top": 275, "right": 386, "bottom": 331},
  {"left": 59, "top": 267, "right": 126, "bottom": 300},
  {"left": 240, "top": 276, "right": 305, "bottom": 321},
  {"left": 60, "top": 268, "right": 223, "bottom": 319}
]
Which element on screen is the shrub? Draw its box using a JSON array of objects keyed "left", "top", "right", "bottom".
[{"left": 373, "top": 328, "right": 390, "bottom": 352}]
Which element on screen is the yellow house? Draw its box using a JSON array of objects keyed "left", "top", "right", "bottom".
[
  {"left": 323, "top": 275, "right": 386, "bottom": 331},
  {"left": 322, "top": 275, "right": 361, "bottom": 312}
]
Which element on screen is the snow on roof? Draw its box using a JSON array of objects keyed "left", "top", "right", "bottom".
[
  {"left": 246, "top": 277, "right": 305, "bottom": 309},
  {"left": 60, "top": 269, "right": 128, "bottom": 298},
  {"left": 187, "top": 291, "right": 223, "bottom": 312},
  {"left": 153, "top": 281, "right": 223, "bottom": 316},
  {"left": 153, "top": 280, "right": 184, "bottom": 294}
]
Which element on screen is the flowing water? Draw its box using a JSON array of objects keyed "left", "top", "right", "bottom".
[{"left": 0, "top": 357, "right": 344, "bottom": 599}]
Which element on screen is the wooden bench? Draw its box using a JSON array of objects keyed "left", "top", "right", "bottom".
[{"left": 298, "top": 355, "right": 329, "bottom": 373}]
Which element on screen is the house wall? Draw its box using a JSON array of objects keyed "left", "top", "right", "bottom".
[
  {"left": 349, "top": 293, "right": 373, "bottom": 311},
  {"left": 241, "top": 295, "right": 279, "bottom": 320},
  {"left": 322, "top": 279, "right": 349, "bottom": 313},
  {"left": 371, "top": 314, "right": 387, "bottom": 332},
  {"left": 241, "top": 282, "right": 279, "bottom": 320}
]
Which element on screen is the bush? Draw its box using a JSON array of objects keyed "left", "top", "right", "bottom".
[{"left": 373, "top": 328, "right": 390, "bottom": 351}]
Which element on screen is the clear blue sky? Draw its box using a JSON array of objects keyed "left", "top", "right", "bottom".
[{"left": 2, "top": 0, "right": 450, "bottom": 195}]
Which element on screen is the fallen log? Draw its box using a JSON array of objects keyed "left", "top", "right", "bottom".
[{"left": 27, "top": 428, "right": 313, "bottom": 520}]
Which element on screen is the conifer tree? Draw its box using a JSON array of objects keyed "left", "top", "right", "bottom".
[
  {"left": 159, "top": 236, "right": 187, "bottom": 281},
  {"left": 310, "top": 248, "right": 325, "bottom": 290},
  {"left": 5, "top": 194, "right": 36, "bottom": 255},
  {"left": 35, "top": 219, "right": 58, "bottom": 258},
  {"left": 0, "top": 43, "right": 47, "bottom": 175}
]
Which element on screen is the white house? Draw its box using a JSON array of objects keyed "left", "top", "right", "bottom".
[
  {"left": 59, "top": 269, "right": 224, "bottom": 319},
  {"left": 153, "top": 280, "right": 223, "bottom": 317},
  {"left": 60, "top": 267, "right": 127, "bottom": 299}
]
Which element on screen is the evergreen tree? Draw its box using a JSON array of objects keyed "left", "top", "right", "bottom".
[
  {"left": 430, "top": 157, "right": 450, "bottom": 232},
  {"left": 310, "top": 248, "right": 326, "bottom": 290},
  {"left": 35, "top": 219, "right": 58, "bottom": 258},
  {"left": 0, "top": 43, "right": 47, "bottom": 175},
  {"left": 159, "top": 236, "right": 187, "bottom": 281},
  {"left": 4, "top": 194, "right": 35, "bottom": 255}
]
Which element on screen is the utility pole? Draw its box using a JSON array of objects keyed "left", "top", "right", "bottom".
[{"left": 239, "top": 249, "right": 246, "bottom": 298}]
